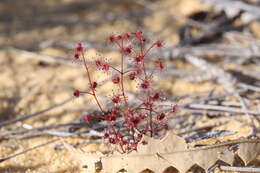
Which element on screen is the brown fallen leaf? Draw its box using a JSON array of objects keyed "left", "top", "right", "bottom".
[{"left": 67, "top": 130, "right": 260, "bottom": 173}]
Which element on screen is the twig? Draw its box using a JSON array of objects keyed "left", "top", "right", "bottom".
[
  {"left": 178, "top": 122, "right": 227, "bottom": 136},
  {"left": 184, "top": 130, "right": 236, "bottom": 143},
  {"left": 186, "top": 103, "right": 260, "bottom": 116},
  {"left": 39, "top": 40, "right": 107, "bottom": 50},
  {"left": 0, "top": 138, "right": 59, "bottom": 163},
  {"left": 8, "top": 131, "right": 79, "bottom": 140},
  {"left": 0, "top": 122, "right": 83, "bottom": 138},
  {"left": 204, "top": 0, "right": 260, "bottom": 22},
  {"left": 219, "top": 165, "right": 260, "bottom": 172},
  {"left": 238, "top": 83, "right": 260, "bottom": 92},
  {"left": 236, "top": 92, "right": 257, "bottom": 134},
  {"left": 9, "top": 48, "right": 79, "bottom": 66},
  {"left": 0, "top": 123, "right": 84, "bottom": 140},
  {"left": 0, "top": 97, "right": 73, "bottom": 128},
  {"left": 180, "top": 88, "right": 247, "bottom": 107},
  {"left": 2, "top": 126, "right": 104, "bottom": 140}
]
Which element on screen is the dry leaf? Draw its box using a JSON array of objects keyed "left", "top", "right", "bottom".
[{"left": 68, "top": 130, "right": 260, "bottom": 173}]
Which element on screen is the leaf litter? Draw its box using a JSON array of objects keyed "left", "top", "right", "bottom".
[{"left": 67, "top": 130, "right": 260, "bottom": 173}]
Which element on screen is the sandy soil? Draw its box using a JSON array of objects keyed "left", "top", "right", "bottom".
[{"left": 0, "top": 0, "right": 259, "bottom": 172}]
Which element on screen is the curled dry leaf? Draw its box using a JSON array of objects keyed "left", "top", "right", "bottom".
[{"left": 67, "top": 130, "right": 260, "bottom": 173}]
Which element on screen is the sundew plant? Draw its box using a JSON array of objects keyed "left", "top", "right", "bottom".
[{"left": 73, "top": 32, "right": 177, "bottom": 153}]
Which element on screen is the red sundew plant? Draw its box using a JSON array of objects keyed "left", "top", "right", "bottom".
[{"left": 73, "top": 32, "right": 177, "bottom": 153}]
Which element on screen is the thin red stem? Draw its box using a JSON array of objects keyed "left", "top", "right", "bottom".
[
  {"left": 110, "top": 65, "right": 121, "bottom": 74},
  {"left": 136, "top": 107, "right": 158, "bottom": 114},
  {"left": 80, "top": 91, "right": 94, "bottom": 95},
  {"left": 140, "top": 43, "right": 147, "bottom": 78},
  {"left": 81, "top": 52, "right": 104, "bottom": 113},
  {"left": 149, "top": 102, "right": 153, "bottom": 137},
  {"left": 119, "top": 40, "right": 128, "bottom": 107},
  {"left": 143, "top": 44, "right": 156, "bottom": 57}
]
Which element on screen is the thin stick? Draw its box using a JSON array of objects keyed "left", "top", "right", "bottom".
[
  {"left": 236, "top": 93, "right": 257, "bottom": 133},
  {"left": 219, "top": 165, "right": 260, "bottom": 172},
  {"left": 0, "top": 138, "right": 59, "bottom": 163},
  {"left": 180, "top": 88, "right": 247, "bottom": 107},
  {"left": 81, "top": 51, "right": 104, "bottom": 112},
  {"left": 186, "top": 104, "right": 260, "bottom": 116},
  {"left": 177, "top": 123, "right": 227, "bottom": 136},
  {"left": 9, "top": 48, "right": 78, "bottom": 66},
  {"left": 0, "top": 97, "right": 73, "bottom": 128},
  {"left": 238, "top": 83, "right": 260, "bottom": 92},
  {"left": 8, "top": 131, "right": 78, "bottom": 140},
  {"left": 0, "top": 122, "right": 83, "bottom": 138}
]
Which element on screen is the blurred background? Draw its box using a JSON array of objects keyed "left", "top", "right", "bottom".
[{"left": 1, "top": 0, "right": 260, "bottom": 172}]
